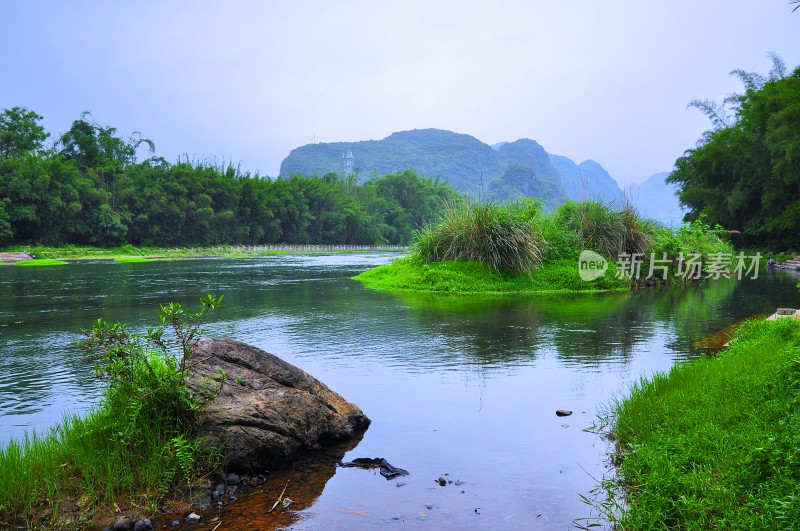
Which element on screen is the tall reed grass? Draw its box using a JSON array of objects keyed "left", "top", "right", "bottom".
[
  {"left": 555, "top": 200, "right": 653, "bottom": 258},
  {"left": 414, "top": 201, "right": 542, "bottom": 274}
]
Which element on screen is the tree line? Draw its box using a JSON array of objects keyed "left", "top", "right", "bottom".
[
  {"left": 0, "top": 109, "right": 458, "bottom": 247},
  {"left": 668, "top": 55, "right": 800, "bottom": 250}
]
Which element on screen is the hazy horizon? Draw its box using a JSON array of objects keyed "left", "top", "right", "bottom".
[{"left": 3, "top": 1, "right": 799, "bottom": 186}]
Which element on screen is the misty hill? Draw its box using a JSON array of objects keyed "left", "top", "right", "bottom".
[
  {"left": 280, "top": 128, "right": 624, "bottom": 210},
  {"left": 626, "top": 172, "right": 686, "bottom": 227}
]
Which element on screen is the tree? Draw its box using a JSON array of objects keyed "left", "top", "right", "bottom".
[
  {"left": 669, "top": 56, "right": 800, "bottom": 248},
  {"left": 0, "top": 107, "right": 50, "bottom": 159},
  {"left": 0, "top": 200, "right": 13, "bottom": 245}
]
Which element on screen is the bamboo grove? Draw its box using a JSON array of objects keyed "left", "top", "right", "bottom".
[{"left": 0, "top": 108, "right": 458, "bottom": 247}]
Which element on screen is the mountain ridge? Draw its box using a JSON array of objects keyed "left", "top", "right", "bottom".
[{"left": 280, "top": 128, "right": 679, "bottom": 222}]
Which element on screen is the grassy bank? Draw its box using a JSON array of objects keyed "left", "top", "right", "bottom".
[
  {"left": 2, "top": 244, "right": 405, "bottom": 261},
  {"left": 596, "top": 317, "right": 800, "bottom": 528},
  {"left": 15, "top": 259, "right": 68, "bottom": 267},
  {"left": 0, "top": 298, "right": 222, "bottom": 528},
  {"left": 355, "top": 255, "right": 628, "bottom": 294}
]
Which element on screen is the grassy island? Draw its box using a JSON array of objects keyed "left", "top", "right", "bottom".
[
  {"left": 354, "top": 200, "right": 734, "bottom": 295},
  {"left": 355, "top": 255, "right": 627, "bottom": 294},
  {"left": 593, "top": 317, "right": 800, "bottom": 528}
]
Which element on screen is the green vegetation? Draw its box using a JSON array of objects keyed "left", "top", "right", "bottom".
[
  {"left": 113, "top": 256, "right": 152, "bottom": 263},
  {"left": 669, "top": 55, "right": 800, "bottom": 249},
  {"left": 0, "top": 108, "right": 458, "bottom": 248},
  {"left": 591, "top": 318, "right": 800, "bottom": 528},
  {"left": 355, "top": 255, "right": 627, "bottom": 294},
  {"left": 356, "top": 199, "right": 734, "bottom": 294},
  {"left": 415, "top": 201, "right": 542, "bottom": 274},
  {"left": 14, "top": 259, "right": 68, "bottom": 267},
  {"left": 4, "top": 244, "right": 404, "bottom": 263},
  {"left": 0, "top": 296, "right": 223, "bottom": 528}
]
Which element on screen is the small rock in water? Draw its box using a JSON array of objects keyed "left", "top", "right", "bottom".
[
  {"left": 170, "top": 521, "right": 180, "bottom": 527},
  {"left": 225, "top": 472, "right": 241, "bottom": 485},
  {"left": 436, "top": 475, "right": 447, "bottom": 486},
  {"left": 113, "top": 517, "right": 133, "bottom": 531},
  {"left": 556, "top": 409, "right": 572, "bottom": 417},
  {"left": 133, "top": 519, "right": 154, "bottom": 531},
  {"left": 214, "top": 482, "right": 226, "bottom": 495},
  {"left": 185, "top": 512, "right": 202, "bottom": 525}
]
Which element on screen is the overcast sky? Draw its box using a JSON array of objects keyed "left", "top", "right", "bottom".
[{"left": 2, "top": 1, "right": 798, "bottom": 185}]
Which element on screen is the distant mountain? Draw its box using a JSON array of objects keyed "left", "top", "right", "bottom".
[
  {"left": 279, "top": 128, "right": 624, "bottom": 210},
  {"left": 488, "top": 139, "right": 567, "bottom": 210},
  {"left": 625, "top": 172, "right": 686, "bottom": 227},
  {"left": 548, "top": 155, "right": 625, "bottom": 204}
]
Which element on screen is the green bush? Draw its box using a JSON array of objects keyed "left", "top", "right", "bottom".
[
  {"left": 0, "top": 295, "right": 224, "bottom": 526},
  {"left": 414, "top": 201, "right": 542, "bottom": 274}
]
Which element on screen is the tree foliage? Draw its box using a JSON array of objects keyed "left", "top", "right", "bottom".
[
  {"left": 0, "top": 107, "right": 49, "bottom": 159},
  {"left": 668, "top": 56, "right": 800, "bottom": 249},
  {"left": 0, "top": 110, "right": 459, "bottom": 247}
]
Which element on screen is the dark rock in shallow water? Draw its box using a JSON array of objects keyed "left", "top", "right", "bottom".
[
  {"left": 225, "top": 472, "right": 241, "bottom": 485},
  {"left": 113, "top": 517, "right": 133, "bottom": 531},
  {"left": 187, "top": 337, "right": 371, "bottom": 472},
  {"left": 133, "top": 519, "right": 154, "bottom": 531},
  {"left": 556, "top": 409, "right": 572, "bottom": 417}
]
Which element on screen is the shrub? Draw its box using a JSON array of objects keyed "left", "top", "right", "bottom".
[
  {"left": 0, "top": 296, "right": 224, "bottom": 526},
  {"left": 556, "top": 201, "right": 626, "bottom": 257},
  {"left": 414, "top": 201, "right": 542, "bottom": 274}
]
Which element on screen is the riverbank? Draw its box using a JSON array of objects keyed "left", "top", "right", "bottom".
[
  {"left": 597, "top": 317, "right": 800, "bottom": 528},
  {"left": 0, "top": 244, "right": 408, "bottom": 264},
  {"left": 353, "top": 255, "right": 629, "bottom": 294}
]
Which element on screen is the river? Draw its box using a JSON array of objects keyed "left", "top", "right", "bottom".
[{"left": 1, "top": 254, "right": 799, "bottom": 529}]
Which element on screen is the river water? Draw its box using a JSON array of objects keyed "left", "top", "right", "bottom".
[{"left": 1, "top": 254, "right": 799, "bottom": 529}]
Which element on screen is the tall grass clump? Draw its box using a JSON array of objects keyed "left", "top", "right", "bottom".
[
  {"left": 0, "top": 295, "right": 224, "bottom": 527},
  {"left": 588, "top": 317, "right": 800, "bottom": 529},
  {"left": 414, "top": 200, "right": 542, "bottom": 274},
  {"left": 555, "top": 200, "right": 654, "bottom": 258}
]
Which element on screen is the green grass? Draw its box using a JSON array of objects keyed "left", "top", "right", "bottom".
[
  {"left": 2, "top": 244, "right": 402, "bottom": 262},
  {"left": 0, "top": 299, "right": 221, "bottom": 528},
  {"left": 113, "top": 256, "right": 153, "bottom": 263},
  {"left": 0, "top": 407, "right": 201, "bottom": 528},
  {"left": 354, "top": 255, "right": 629, "bottom": 294},
  {"left": 592, "top": 318, "right": 800, "bottom": 529},
  {"left": 15, "top": 259, "right": 68, "bottom": 267}
]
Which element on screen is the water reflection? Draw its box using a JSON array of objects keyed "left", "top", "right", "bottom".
[{"left": 2, "top": 256, "right": 799, "bottom": 529}]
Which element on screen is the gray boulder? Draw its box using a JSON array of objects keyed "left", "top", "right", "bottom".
[{"left": 187, "top": 338, "right": 370, "bottom": 471}]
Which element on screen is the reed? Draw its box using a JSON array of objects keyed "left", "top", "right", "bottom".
[{"left": 414, "top": 201, "right": 542, "bottom": 274}]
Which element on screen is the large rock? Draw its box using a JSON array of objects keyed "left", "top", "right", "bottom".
[{"left": 187, "top": 338, "right": 370, "bottom": 471}]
